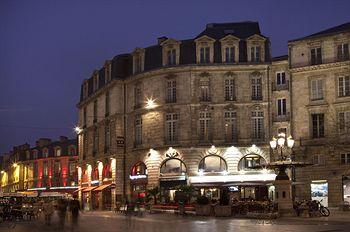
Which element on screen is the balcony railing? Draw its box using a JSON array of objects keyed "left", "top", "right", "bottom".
[
  {"left": 273, "top": 112, "right": 291, "bottom": 122},
  {"left": 272, "top": 81, "right": 289, "bottom": 91}
]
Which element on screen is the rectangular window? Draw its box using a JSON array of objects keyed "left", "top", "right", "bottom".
[
  {"left": 252, "top": 111, "right": 264, "bottom": 141},
  {"left": 134, "top": 84, "right": 142, "bottom": 108},
  {"left": 225, "top": 46, "right": 235, "bottom": 63},
  {"left": 225, "top": 79, "right": 235, "bottom": 101},
  {"left": 337, "top": 43, "right": 349, "bottom": 61},
  {"left": 105, "top": 92, "right": 110, "bottom": 117},
  {"left": 166, "top": 80, "right": 177, "bottom": 103},
  {"left": 251, "top": 77, "right": 262, "bottom": 100},
  {"left": 167, "top": 49, "right": 176, "bottom": 65},
  {"left": 277, "top": 98, "right": 287, "bottom": 116},
  {"left": 200, "top": 79, "right": 210, "bottom": 101},
  {"left": 339, "top": 111, "right": 350, "bottom": 133},
  {"left": 134, "top": 55, "right": 142, "bottom": 73},
  {"left": 251, "top": 46, "right": 261, "bottom": 62},
  {"left": 93, "top": 127, "right": 98, "bottom": 154},
  {"left": 313, "top": 154, "right": 325, "bottom": 165},
  {"left": 200, "top": 47, "right": 210, "bottom": 63},
  {"left": 312, "top": 113, "right": 325, "bottom": 138},
  {"left": 199, "top": 112, "right": 211, "bottom": 142},
  {"left": 341, "top": 153, "right": 350, "bottom": 165},
  {"left": 338, "top": 76, "right": 350, "bottom": 97},
  {"left": 224, "top": 111, "right": 238, "bottom": 142},
  {"left": 105, "top": 64, "right": 111, "bottom": 83},
  {"left": 104, "top": 123, "right": 110, "bottom": 151},
  {"left": 93, "top": 100, "right": 97, "bottom": 123},
  {"left": 43, "top": 161, "right": 48, "bottom": 177},
  {"left": 311, "top": 79, "right": 324, "bottom": 100},
  {"left": 83, "top": 107, "right": 87, "bottom": 127},
  {"left": 83, "top": 132, "right": 88, "bottom": 160},
  {"left": 135, "top": 115, "right": 142, "bottom": 146},
  {"left": 165, "top": 113, "right": 178, "bottom": 143},
  {"left": 276, "top": 72, "right": 286, "bottom": 85},
  {"left": 311, "top": 47, "right": 322, "bottom": 65}
]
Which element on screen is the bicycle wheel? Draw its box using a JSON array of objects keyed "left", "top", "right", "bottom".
[{"left": 320, "top": 207, "right": 330, "bottom": 217}]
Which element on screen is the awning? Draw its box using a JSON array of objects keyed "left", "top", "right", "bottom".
[
  {"left": 82, "top": 186, "right": 97, "bottom": 192},
  {"left": 73, "top": 187, "right": 86, "bottom": 193},
  {"left": 189, "top": 174, "right": 276, "bottom": 185},
  {"left": 93, "top": 184, "right": 115, "bottom": 192}
]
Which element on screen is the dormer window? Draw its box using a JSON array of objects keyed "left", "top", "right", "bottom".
[
  {"left": 55, "top": 148, "right": 61, "bottom": 157},
  {"left": 310, "top": 47, "right": 322, "bottom": 65},
  {"left": 251, "top": 46, "right": 261, "bottom": 62},
  {"left": 132, "top": 48, "right": 145, "bottom": 74},
  {"left": 195, "top": 36, "right": 215, "bottom": 64},
  {"left": 167, "top": 49, "right": 176, "bottom": 65},
  {"left": 93, "top": 73, "right": 99, "bottom": 92},
  {"left": 161, "top": 38, "right": 181, "bottom": 66},
  {"left": 83, "top": 81, "right": 88, "bottom": 99},
  {"left": 247, "top": 34, "right": 266, "bottom": 62},
  {"left": 220, "top": 35, "right": 240, "bottom": 63},
  {"left": 105, "top": 61, "right": 112, "bottom": 83},
  {"left": 43, "top": 148, "right": 49, "bottom": 158}
]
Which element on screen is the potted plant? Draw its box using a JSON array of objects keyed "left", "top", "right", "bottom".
[
  {"left": 146, "top": 186, "right": 160, "bottom": 205},
  {"left": 195, "top": 195, "right": 211, "bottom": 216},
  {"left": 214, "top": 190, "right": 231, "bottom": 217}
]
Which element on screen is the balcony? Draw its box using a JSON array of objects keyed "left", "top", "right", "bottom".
[
  {"left": 272, "top": 81, "right": 289, "bottom": 91},
  {"left": 251, "top": 95, "right": 263, "bottom": 101},
  {"left": 273, "top": 112, "right": 291, "bottom": 122}
]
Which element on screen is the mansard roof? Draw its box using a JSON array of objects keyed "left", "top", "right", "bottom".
[{"left": 290, "top": 21, "right": 350, "bottom": 42}]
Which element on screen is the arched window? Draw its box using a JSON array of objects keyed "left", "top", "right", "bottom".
[
  {"left": 160, "top": 158, "right": 186, "bottom": 175},
  {"left": 42, "top": 148, "right": 49, "bottom": 158},
  {"left": 55, "top": 147, "right": 61, "bottom": 157},
  {"left": 238, "top": 154, "right": 266, "bottom": 171},
  {"left": 131, "top": 162, "right": 147, "bottom": 176},
  {"left": 69, "top": 147, "right": 76, "bottom": 156},
  {"left": 198, "top": 155, "right": 227, "bottom": 172}
]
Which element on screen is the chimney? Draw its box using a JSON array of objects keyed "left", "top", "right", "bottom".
[
  {"left": 36, "top": 138, "right": 52, "bottom": 147},
  {"left": 59, "top": 136, "right": 68, "bottom": 142},
  {"left": 157, "top": 36, "right": 168, "bottom": 45}
]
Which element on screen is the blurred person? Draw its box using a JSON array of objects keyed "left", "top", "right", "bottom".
[
  {"left": 42, "top": 199, "right": 54, "bottom": 225},
  {"left": 69, "top": 196, "right": 81, "bottom": 225},
  {"left": 57, "top": 198, "right": 68, "bottom": 227}
]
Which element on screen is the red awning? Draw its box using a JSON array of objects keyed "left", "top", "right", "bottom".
[
  {"left": 73, "top": 187, "right": 86, "bottom": 193},
  {"left": 93, "top": 184, "right": 115, "bottom": 192},
  {"left": 82, "top": 186, "right": 97, "bottom": 192}
]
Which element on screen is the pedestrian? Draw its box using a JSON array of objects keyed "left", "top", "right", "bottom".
[
  {"left": 69, "top": 197, "right": 81, "bottom": 225},
  {"left": 42, "top": 199, "right": 54, "bottom": 225},
  {"left": 57, "top": 198, "right": 68, "bottom": 227}
]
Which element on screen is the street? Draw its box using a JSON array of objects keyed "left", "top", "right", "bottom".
[{"left": 1, "top": 211, "right": 350, "bottom": 232}]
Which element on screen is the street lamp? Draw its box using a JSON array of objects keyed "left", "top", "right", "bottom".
[
  {"left": 145, "top": 97, "right": 157, "bottom": 109},
  {"left": 74, "top": 126, "right": 82, "bottom": 134},
  {"left": 269, "top": 133, "right": 294, "bottom": 161}
]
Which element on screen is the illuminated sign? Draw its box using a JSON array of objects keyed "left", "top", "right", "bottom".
[
  {"left": 189, "top": 173, "right": 276, "bottom": 184},
  {"left": 130, "top": 175, "right": 147, "bottom": 180}
]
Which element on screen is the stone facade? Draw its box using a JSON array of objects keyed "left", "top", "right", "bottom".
[{"left": 76, "top": 21, "right": 350, "bottom": 208}]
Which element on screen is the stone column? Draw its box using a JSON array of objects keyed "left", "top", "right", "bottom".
[
  {"left": 98, "top": 162, "right": 103, "bottom": 210},
  {"left": 274, "top": 179, "right": 294, "bottom": 216},
  {"left": 111, "top": 158, "right": 117, "bottom": 209}
]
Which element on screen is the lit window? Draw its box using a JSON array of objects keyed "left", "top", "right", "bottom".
[
  {"left": 55, "top": 148, "right": 61, "bottom": 157},
  {"left": 238, "top": 154, "right": 266, "bottom": 170},
  {"left": 160, "top": 158, "right": 186, "bottom": 174},
  {"left": 198, "top": 155, "right": 227, "bottom": 173}
]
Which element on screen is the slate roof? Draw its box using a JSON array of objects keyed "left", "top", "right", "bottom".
[
  {"left": 272, "top": 55, "right": 288, "bottom": 62},
  {"left": 80, "top": 22, "right": 270, "bottom": 102},
  {"left": 289, "top": 22, "right": 350, "bottom": 42}
]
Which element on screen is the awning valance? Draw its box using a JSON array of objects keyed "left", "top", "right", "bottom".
[
  {"left": 93, "top": 184, "right": 115, "bottom": 192},
  {"left": 189, "top": 174, "right": 276, "bottom": 185},
  {"left": 82, "top": 186, "right": 97, "bottom": 192},
  {"left": 73, "top": 187, "right": 86, "bottom": 193}
]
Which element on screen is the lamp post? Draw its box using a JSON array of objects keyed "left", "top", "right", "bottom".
[{"left": 269, "top": 133, "right": 294, "bottom": 162}]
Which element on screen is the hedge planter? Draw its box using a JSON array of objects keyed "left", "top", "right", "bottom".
[
  {"left": 214, "top": 205, "right": 232, "bottom": 217},
  {"left": 195, "top": 204, "right": 211, "bottom": 216}
]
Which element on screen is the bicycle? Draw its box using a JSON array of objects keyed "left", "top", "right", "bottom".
[{"left": 315, "top": 200, "right": 330, "bottom": 217}]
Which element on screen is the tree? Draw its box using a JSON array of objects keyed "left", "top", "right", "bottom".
[{"left": 146, "top": 186, "right": 160, "bottom": 205}]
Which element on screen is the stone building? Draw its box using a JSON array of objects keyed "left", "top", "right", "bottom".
[
  {"left": 76, "top": 21, "right": 292, "bottom": 210},
  {"left": 76, "top": 21, "right": 350, "bottom": 209},
  {"left": 0, "top": 137, "right": 78, "bottom": 196},
  {"left": 289, "top": 23, "right": 350, "bottom": 207}
]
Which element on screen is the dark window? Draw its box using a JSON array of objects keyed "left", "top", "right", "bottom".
[
  {"left": 83, "top": 107, "right": 87, "bottom": 127},
  {"left": 312, "top": 114, "right": 325, "bottom": 138},
  {"left": 225, "top": 79, "right": 235, "bottom": 101},
  {"left": 200, "top": 47, "right": 210, "bottom": 63},
  {"left": 341, "top": 154, "right": 350, "bottom": 165},
  {"left": 277, "top": 98, "right": 287, "bottom": 116},
  {"left": 93, "top": 100, "right": 97, "bottom": 123},
  {"left": 199, "top": 79, "right": 210, "bottom": 101},
  {"left": 160, "top": 159, "right": 186, "bottom": 174},
  {"left": 311, "top": 47, "right": 322, "bottom": 65},
  {"left": 104, "top": 122, "right": 110, "bottom": 151},
  {"left": 135, "top": 115, "right": 142, "bottom": 146},
  {"left": 338, "top": 76, "right": 350, "bottom": 97},
  {"left": 337, "top": 43, "right": 349, "bottom": 61},
  {"left": 166, "top": 80, "right": 176, "bottom": 103},
  {"left": 225, "top": 47, "right": 235, "bottom": 63},
  {"left": 165, "top": 113, "right": 178, "bottom": 143},
  {"left": 276, "top": 72, "right": 286, "bottom": 85},
  {"left": 199, "top": 111, "right": 211, "bottom": 142},
  {"left": 224, "top": 111, "right": 238, "bottom": 142},
  {"left": 167, "top": 49, "right": 176, "bottom": 65},
  {"left": 105, "top": 92, "right": 110, "bottom": 117},
  {"left": 252, "top": 110, "right": 264, "bottom": 141},
  {"left": 251, "top": 77, "right": 262, "bottom": 100}
]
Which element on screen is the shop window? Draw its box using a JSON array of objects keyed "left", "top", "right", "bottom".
[
  {"left": 131, "top": 162, "right": 147, "bottom": 176},
  {"left": 311, "top": 181, "right": 328, "bottom": 207},
  {"left": 238, "top": 154, "right": 266, "bottom": 171},
  {"left": 198, "top": 155, "right": 227, "bottom": 173},
  {"left": 160, "top": 158, "right": 186, "bottom": 175}
]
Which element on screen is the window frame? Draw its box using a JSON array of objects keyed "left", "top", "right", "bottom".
[{"left": 198, "top": 155, "right": 227, "bottom": 173}]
